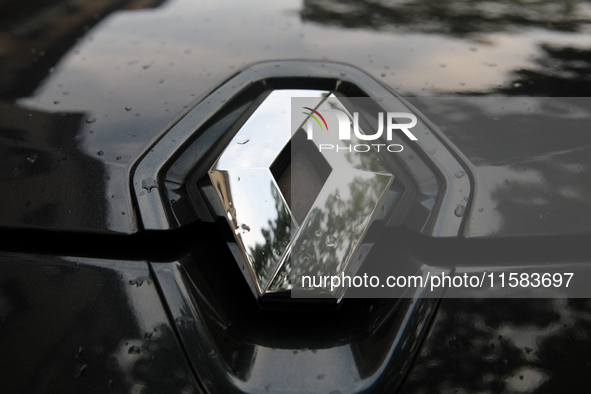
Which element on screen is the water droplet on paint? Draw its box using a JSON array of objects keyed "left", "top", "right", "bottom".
[{"left": 128, "top": 346, "right": 140, "bottom": 355}]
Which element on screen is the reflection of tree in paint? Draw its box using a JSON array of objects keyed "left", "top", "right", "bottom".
[
  {"left": 408, "top": 94, "right": 591, "bottom": 237},
  {"left": 301, "top": 0, "right": 589, "bottom": 37},
  {"left": 400, "top": 298, "right": 591, "bottom": 393},
  {"left": 497, "top": 45, "right": 591, "bottom": 97}
]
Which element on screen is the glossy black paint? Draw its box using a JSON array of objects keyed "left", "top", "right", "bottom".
[
  {"left": 0, "top": 0, "right": 590, "bottom": 393},
  {"left": 0, "top": 253, "right": 201, "bottom": 393},
  {"left": 400, "top": 298, "right": 591, "bottom": 394}
]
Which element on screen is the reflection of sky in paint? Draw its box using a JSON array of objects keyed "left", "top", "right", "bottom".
[
  {"left": 15, "top": 0, "right": 591, "bottom": 130},
  {"left": 19, "top": 0, "right": 591, "bottom": 123},
  {"left": 15, "top": 0, "right": 591, "bottom": 143}
]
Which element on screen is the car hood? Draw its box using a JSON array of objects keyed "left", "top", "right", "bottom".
[{"left": 0, "top": 0, "right": 590, "bottom": 235}]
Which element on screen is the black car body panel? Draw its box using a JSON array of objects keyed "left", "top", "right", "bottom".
[
  {"left": 0, "top": 253, "right": 201, "bottom": 393},
  {"left": 1, "top": 0, "right": 590, "bottom": 392}
]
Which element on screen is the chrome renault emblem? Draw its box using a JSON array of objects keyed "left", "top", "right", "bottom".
[{"left": 207, "top": 90, "right": 393, "bottom": 298}]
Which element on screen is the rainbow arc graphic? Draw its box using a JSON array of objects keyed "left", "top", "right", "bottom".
[{"left": 302, "top": 107, "right": 328, "bottom": 131}]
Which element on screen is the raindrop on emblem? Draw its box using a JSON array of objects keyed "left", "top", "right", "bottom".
[
  {"left": 454, "top": 205, "right": 466, "bottom": 217},
  {"left": 227, "top": 207, "right": 236, "bottom": 220},
  {"left": 141, "top": 179, "right": 158, "bottom": 193},
  {"left": 325, "top": 235, "right": 337, "bottom": 248}
]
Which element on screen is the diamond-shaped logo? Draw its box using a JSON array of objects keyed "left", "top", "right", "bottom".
[{"left": 206, "top": 90, "right": 393, "bottom": 299}]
